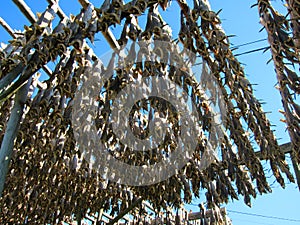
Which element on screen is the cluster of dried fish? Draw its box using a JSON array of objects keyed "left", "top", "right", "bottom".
[
  {"left": 256, "top": 0, "right": 300, "bottom": 165},
  {"left": 0, "top": 1, "right": 148, "bottom": 223},
  {"left": 0, "top": 0, "right": 297, "bottom": 224},
  {"left": 177, "top": 0, "right": 295, "bottom": 198}
]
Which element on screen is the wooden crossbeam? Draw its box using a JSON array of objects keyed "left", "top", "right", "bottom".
[
  {"left": 252, "top": 142, "right": 293, "bottom": 161},
  {"left": 256, "top": 142, "right": 300, "bottom": 191},
  {"left": 46, "top": 0, "right": 67, "bottom": 19},
  {"left": 0, "top": 78, "right": 32, "bottom": 197},
  {"left": 0, "top": 17, "right": 17, "bottom": 38},
  {"left": 77, "top": 0, "right": 120, "bottom": 51},
  {"left": 217, "top": 142, "right": 293, "bottom": 169},
  {"left": 95, "top": 208, "right": 104, "bottom": 225},
  {"left": 102, "top": 29, "right": 120, "bottom": 51},
  {"left": 11, "top": 0, "right": 56, "bottom": 78},
  {"left": 0, "top": 12, "right": 52, "bottom": 86},
  {"left": 107, "top": 198, "right": 143, "bottom": 225},
  {"left": 188, "top": 208, "right": 227, "bottom": 221},
  {"left": 78, "top": 0, "right": 89, "bottom": 9},
  {"left": 12, "top": 0, "right": 36, "bottom": 24}
]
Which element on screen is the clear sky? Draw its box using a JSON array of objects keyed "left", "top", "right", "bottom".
[{"left": 0, "top": 0, "right": 299, "bottom": 225}]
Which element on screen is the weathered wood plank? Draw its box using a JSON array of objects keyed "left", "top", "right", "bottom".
[
  {"left": 107, "top": 198, "right": 143, "bottom": 225},
  {"left": 12, "top": 0, "right": 36, "bottom": 24},
  {"left": 46, "top": 0, "right": 67, "bottom": 19},
  {"left": 0, "top": 78, "right": 32, "bottom": 197},
  {"left": 188, "top": 208, "right": 227, "bottom": 221},
  {"left": 77, "top": 0, "right": 120, "bottom": 50},
  {"left": 0, "top": 17, "right": 17, "bottom": 38}
]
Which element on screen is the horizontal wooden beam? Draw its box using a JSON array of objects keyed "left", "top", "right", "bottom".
[
  {"left": 188, "top": 207, "right": 227, "bottom": 221},
  {"left": 12, "top": 0, "right": 36, "bottom": 24},
  {"left": 258, "top": 142, "right": 292, "bottom": 159},
  {"left": 46, "top": 0, "right": 67, "bottom": 19},
  {"left": 10, "top": 0, "right": 54, "bottom": 82},
  {"left": 78, "top": 0, "right": 89, "bottom": 9},
  {"left": 253, "top": 142, "right": 293, "bottom": 161},
  {"left": 77, "top": 0, "right": 120, "bottom": 51},
  {"left": 0, "top": 17, "right": 17, "bottom": 38},
  {"left": 102, "top": 28, "right": 120, "bottom": 51},
  {"left": 107, "top": 198, "right": 143, "bottom": 225}
]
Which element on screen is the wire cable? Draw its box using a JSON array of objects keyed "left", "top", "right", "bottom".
[
  {"left": 229, "top": 38, "right": 269, "bottom": 56},
  {"left": 227, "top": 210, "right": 300, "bottom": 223},
  {"left": 231, "top": 38, "right": 267, "bottom": 48},
  {"left": 231, "top": 218, "right": 275, "bottom": 225},
  {"left": 234, "top": 46, "right": 270, "bottom": 57}
]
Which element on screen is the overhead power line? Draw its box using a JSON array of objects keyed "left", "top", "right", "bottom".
[
  {"left": 232, "top": 38, "right": 267, "bottom": 48},
  {"left": 234, "top": 46, "right": 270, "bottom": 57},
  {"left": 229, "top": 38, "right": 269, "bottom": 56},
  {"left": 227, "top": 210, "right": 300, "bottom": 223}
]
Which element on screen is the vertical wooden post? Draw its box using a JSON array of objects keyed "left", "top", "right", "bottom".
[
  {"left": 95, "top": 208, "right": 104, "bottom": 225},
  {"left": 0, "top": 78, "right": 31, "bottom": 197}
]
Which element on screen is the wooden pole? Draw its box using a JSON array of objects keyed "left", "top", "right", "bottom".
[
  {"left": 107, "top": 198, "right": 143, "bottom": 225},
  {"left": 188, "top": 208, "right": 227, "bottom": 221},
  {"left": 0, "top": 17, "right": 52, "bottom": 88},
  {"left": 12, "top": 0, "right": 36, "bottom": 24},
  {"left": 0, "top": 78, "right": 32, "bottom": 197},
  {"left": 0, "top": 17, "right": 17, "bottom": 38},
  {"left": 95, "top": 208, "right": 104, "bottom": 225},
  {"left": 77, "top": 0, "right": 120, "bottom": 51},
  {"left": 46, "top": 0, "right": 67, "bottom": 19}
]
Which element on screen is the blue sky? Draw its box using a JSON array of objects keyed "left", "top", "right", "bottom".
[{"left": 0, "top": 0, "right": 299, "bottom": 224}]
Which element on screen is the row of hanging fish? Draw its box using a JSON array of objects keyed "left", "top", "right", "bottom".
[{"left": 256, "top": 0, "right": 300, "bottom": 165}]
